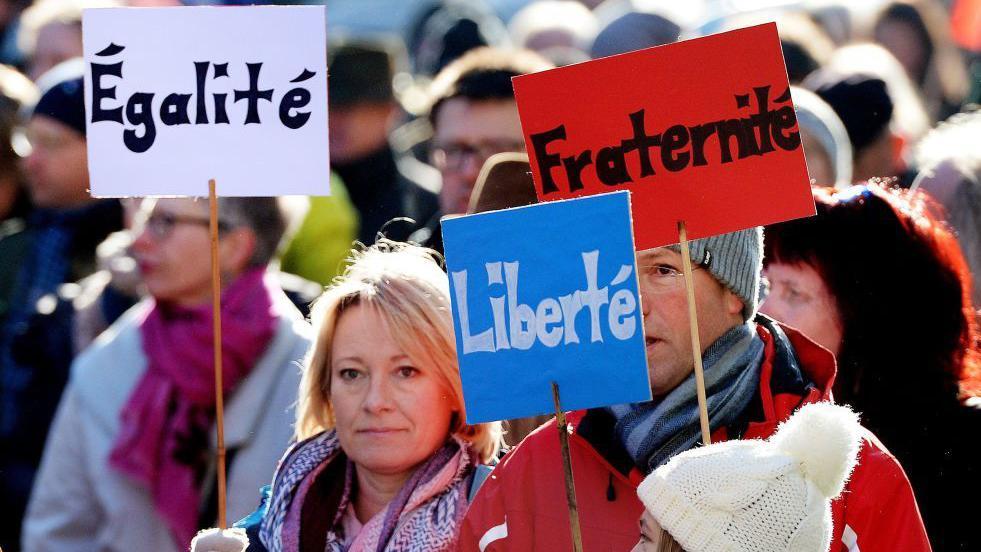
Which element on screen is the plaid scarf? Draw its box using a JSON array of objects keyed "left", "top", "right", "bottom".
[
  {"left": 260, "top": 432, "right": 474, "bottom": 552},
  {"left": 607, "top": 321, "right": 764, "bottom": 472}
]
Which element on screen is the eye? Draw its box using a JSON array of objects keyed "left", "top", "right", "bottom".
[
  {"left": 337, "top": 368, "right": 362, "bottom": 381},
  {"left": 396, "top": 365, "right": 419, "bottom": 378},
  {"left": 649, "top": 264, "right": 679, "bottom": 277}
]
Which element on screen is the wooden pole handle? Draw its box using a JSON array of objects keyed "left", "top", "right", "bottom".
[
  {"left": 552, "top": 382, "right": 584, "bottom": 552},
  {"left": 678, "top": 221, "right": 712, "bottom": 446},
  {"left": 209, "top": 179, "right": 228, "bottom": 528}
]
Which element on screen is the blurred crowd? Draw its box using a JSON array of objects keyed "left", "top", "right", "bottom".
[{"left": 0, "top": 0, "right": 979, "bottom": 551}]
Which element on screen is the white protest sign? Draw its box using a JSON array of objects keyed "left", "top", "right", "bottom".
[{"left": 82, "top": 6, "right": 329, "bottom": 197}]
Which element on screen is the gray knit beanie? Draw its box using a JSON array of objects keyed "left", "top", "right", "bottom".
[{"left": 667, "top": 227, "right": 763, "bottom": 321}]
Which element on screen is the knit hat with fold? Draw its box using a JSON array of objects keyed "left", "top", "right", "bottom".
[{"left": 637, "top": 402, "right": 862, "bottom": 552}]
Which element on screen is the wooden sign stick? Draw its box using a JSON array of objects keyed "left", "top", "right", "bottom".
[
  {"left": 209, "top": 179, "right": 228, "bottom": 529},
  {"left": 551, "top": 381, "right": 584, "bottom": 552},
  {"left": 677, "top": 221, "right": 712, "bottom": 445}
]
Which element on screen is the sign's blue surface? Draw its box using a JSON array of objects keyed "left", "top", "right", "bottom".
[{"left": 443, "top": 191, "right": 651, "bottom": 423}]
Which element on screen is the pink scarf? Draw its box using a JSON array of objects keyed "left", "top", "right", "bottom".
[{"left": 109, "top": 268, "right": 277, "bottom": 548}]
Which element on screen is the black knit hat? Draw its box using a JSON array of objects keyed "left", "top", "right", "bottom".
[
  {"left": 806, "top": 72, "right": 893, "bottom": 153},
  {"left": 33, "top": 73, "right": 85, "bottom": 137},
  {"left": 328, "top": 40, "right": 395, "bottom": 107}
]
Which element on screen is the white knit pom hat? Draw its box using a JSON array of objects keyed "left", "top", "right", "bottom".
[{"left": 636, "top": 402, "right": 862, "bottom": 552}]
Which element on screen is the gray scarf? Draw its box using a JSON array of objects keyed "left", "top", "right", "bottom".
[{"left": 607, "top": 321, "right": 764, "bottom": 472}]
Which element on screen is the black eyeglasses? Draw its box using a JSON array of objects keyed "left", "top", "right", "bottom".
[{"left": 141, "top": 211, "right": 229, "bottom": 239}]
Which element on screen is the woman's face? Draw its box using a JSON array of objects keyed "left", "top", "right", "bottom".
[
  {"left": 632, "top": 511, "right": 667, "bottom": 552},
  {"left": 330, "top": 303, "right": 456, "bottom": 478},
  {"left": 760, "top": 261, "right": 844, "bottom": 355},
  {"left": 132, "top": 198, "right": 215, "bottom": 307}
]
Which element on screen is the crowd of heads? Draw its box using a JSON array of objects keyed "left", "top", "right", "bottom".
[{"left": 0, "top": 1, "right": 979, "bottom": 551}]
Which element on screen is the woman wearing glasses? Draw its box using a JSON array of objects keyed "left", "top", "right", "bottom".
[
  {"left": 760, "top": 183, "right": 980, "bottom": 550},
  {"left": 22, "top": 197, "right": 312, "bottom": 552}
]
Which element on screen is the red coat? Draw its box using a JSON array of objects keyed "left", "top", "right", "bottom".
[{"left": 460, "top": 323, "right": 931, "bottom": 552}]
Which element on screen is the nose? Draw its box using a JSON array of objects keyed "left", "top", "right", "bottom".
[
  {"left": 362, "top": 374, "right": 394, "bottom": 414},
  {"left": 131, "top": 221, "right": 155, "bottom": 254}
]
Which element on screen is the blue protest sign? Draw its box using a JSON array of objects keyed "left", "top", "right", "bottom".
[{"left": 443, "top": 191, "right": 651, "bottom": 423}]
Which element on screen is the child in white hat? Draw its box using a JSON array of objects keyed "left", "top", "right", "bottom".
[{"left": 633, "top": 402, "right": 863, "bottom": 552}]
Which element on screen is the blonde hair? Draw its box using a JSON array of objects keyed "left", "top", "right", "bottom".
[{"left": 296, "top": 241, "right": 502, "bottom": 463}]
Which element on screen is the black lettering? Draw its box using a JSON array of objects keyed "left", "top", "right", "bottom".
[
  {"left": 91, "top": 62, "right": 124, "bottom": 123},
  {"left": 596, "top": 146, "right": 630, "bottom": 185},
  {"left": 561, "top": 151, "right": 593, "bottom": 192},
  {"left": 213, "top": 94, "right": 230, "bottom": 124},
  {"left": 233, "top": 62, "right": 273, "bottom": 124},
  {"left": 688, "top": 123, "right": 716, "bottom": 167},
  {"left": 660, "top": 125, "right": 690, "bottom": 172},
  {"left": 715, "top": 119, "right": 747, "bottom": 164},
  {"left": 620, "top": 109, "right": 660, "bottom": 177},
  {"left": 749, "top": 85, "right": 775, "bottom": 155},
  {"left": 160, "top": 93, "right": 192, "bottom": 126},
  {"left": 771, "top": 106, "right": 800, "bottom": 151},
  {"left": 124, "top": 92, "right": 156, "bottom": 153},
  {"left": 194, "top": 61, "right": 209, "bottom": 124},
  {"left": 529, "top": 124, "right": 566, "bottom": 194},
  {"left": 279, "top": 87, "right": 311, "bottom": 129}
]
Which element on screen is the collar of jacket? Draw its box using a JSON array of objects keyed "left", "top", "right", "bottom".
[{"left": 570, "top": 316, "right": 837, "bottom": 479}]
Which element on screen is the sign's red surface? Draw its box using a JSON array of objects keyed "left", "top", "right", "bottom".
[{"left": 513, "top": 23, "right": 815, "bottom": 249}]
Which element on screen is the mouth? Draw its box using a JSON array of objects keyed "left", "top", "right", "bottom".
[
  {"left": 645, "top": 336, "right": 661, "bottom": 350},
  {"left": 357, "top": 428, "right": 406, "bottom": 435}
]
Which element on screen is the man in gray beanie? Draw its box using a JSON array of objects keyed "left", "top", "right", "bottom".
[{"left": 460, "top": 227, "right": 929, "bottom": 551}]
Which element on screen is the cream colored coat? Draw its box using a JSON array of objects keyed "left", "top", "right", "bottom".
[{"left": 22, "top": 294, "right": 311, "bottom": 552}]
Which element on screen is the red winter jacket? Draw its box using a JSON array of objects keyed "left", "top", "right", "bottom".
[{"left": 460, "top": 322, "right": 931, "bottom": 552}]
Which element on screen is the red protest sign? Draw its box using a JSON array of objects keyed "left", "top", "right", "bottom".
[{"left": 512, "top": 23, "right": 813, "bottom": 250}]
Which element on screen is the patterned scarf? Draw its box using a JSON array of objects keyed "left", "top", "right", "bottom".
[
  {"left": 260, "top": 432, "right": 475, "bottom": 552},
  {"left": 109, "top": 268, "right": 277, "bottom": 548},
  {"left": 607, "top": 321, "right": 764, "bottom": 472}
]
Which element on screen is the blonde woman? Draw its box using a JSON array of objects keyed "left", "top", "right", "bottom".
[{"left": 202, "top": 242, "right": 501, "bottom": 552}]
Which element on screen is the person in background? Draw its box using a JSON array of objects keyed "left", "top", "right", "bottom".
[
  {"left": 873, "top": 0, "right": 970, "bottom": 122},
  {"left": 805, "top": 71, "right": 904, "bottom": 183},
  {"left": 461, "top": 227, "right": 929, "bottom": 551},
  {"left": 16, "top": 0, "right": 115, "bottom": 82},
  {"left": 911, "top": 108, "right": 981, "bottom": 308},
  {"left": 206, "top": 242, "right": 502, "bottom": 551},
  {"left": 23, "top": 197, "right": 312, "bottom": 552},
  {"left": 633, "top": 403, "right": 862, "bottom": 552},
  {"left": 761, "top": 183, "right": 980, "bottom": 550},
  {"left": 0, "top": 63, "right": 35, "bottom": 222},
  {"left": 507, "top": 1, "right": 597, "bottom": 66},
  {"left": 327, "top": 39, "right": 440, "bottom": 244},
  {"left": 589, "top": 10, "right": 680, "bottom": 59},
  {"left": 0, "top": 63, "right": 123, "bottom": 552},
  {"left": 790, "top": 86, "right": 852, "bottom": 188},
  {"left": 411, "top": 46, "right": 552, "bottom": 251}
]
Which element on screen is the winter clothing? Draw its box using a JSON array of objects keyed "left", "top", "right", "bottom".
[
  {"left": 607, "top": 321, "right": 764, "bottom": 472},
  {"left": 32, "top": 75, "right": 85, "bottom": 137},
  {"left": 109, "top": 269, "right": 278, "bottom": 546},
  {"left": 459, "top": 318, "right": 931, "bottom": 552},
  {"left": 0, "top": 200, "right": 123, "bottom": 552},
  {"left": 332, "top": 145, "right": 439, "bottom": 245},
  {"left": 279, "top": 175, "right": 359, "bottom": 287},
  {"left": 638, "top": 402, "right": 862, "bottom": 552},
  {"left": 254, "top": 431, "right": 477, "bottom": 552},
  {"left": 21, "top": 287, "right": 311, "bottom": 552},
  {"left": 666, "top": 227, "right": 764, "bottom": 321}
]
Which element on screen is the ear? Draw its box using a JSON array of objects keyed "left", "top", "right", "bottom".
[
  {"left": 724, "top": 289, "right": 744, "bottom": 319},
  {"left": 219, "top": 227, "right": 257, "bottom": 275}
]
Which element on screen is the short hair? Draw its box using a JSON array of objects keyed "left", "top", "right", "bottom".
[
  {"left": 764, "top": 183, "right": 980, "bottom": 403},
  {"left": 296, "top": 241, "right": 502, "bottom": 463},
  {"left": 218, "top": 197, "right": 305, "bottom": 268},
  {"left": 427, "top": 46, "right": 552, "bottom": 127}
]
